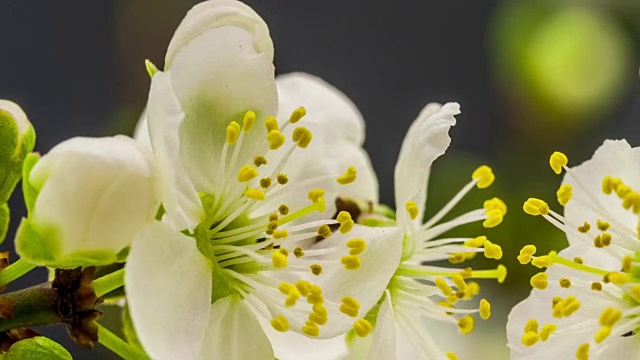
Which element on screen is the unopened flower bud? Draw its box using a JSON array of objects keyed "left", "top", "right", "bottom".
[{"left": 0, "top": 100, "right": 36, "bottom": 204}]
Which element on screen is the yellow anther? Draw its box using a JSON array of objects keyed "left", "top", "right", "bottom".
[
  {"left": 591, "top": 282, "right": 602, "bottom": 291},
  {"left": 317, "top": 224, "right": 332, "bottom": 238},
  {"left": 479, "top": 299, "right": 491, "bottom": 320},
  {"left": 269, "top": 213, "right": 279, "bottom": 222},
  {"left": 599, "top": 307, "right": 622, "bottom": 327},
  {"left": 596, "top": 220, "right": 610, "bottom": 231},
  {"left": 276, "top": 173, "right": 288, "bottom": 185},
  {"left": 306, "top": 285, "right": 324, "bottom": 304},
  {"left": 310, "top": 264, "right": 323, "bottom": 276},
  {"left": 483, "top": 241, "right": 503, "bottom": 260},
  {"left": 337, "top": 166, "right": 357, "bottom": 185},
  {"left": 552, "top": 296, "right": 562, "bottom": 308},
  {"left": 341, "top": 255, "right": 361, "bottom": 270},
  {"left": 308, "top": 189, "right": 325, "bottom": 203},
  {"left": 308, "top": 311, "right": 328, "bottom": 326},
  {"left": 238, "top": 165, "right": 258, "bottom": 182},
  {"left": 518, "top": 245, "right": 537, "bottom": 264},
  {"left": 460, "top": 267, "right": 474, "bottom": 279},
  {"left": 556, "top": 184, "right": 573, "bottom": 206},
  {"left": 242, "top": 110, "right": 256, "bottom": 132},
  {"left": 271, "top": 315, "right": 290, "bottom": 332},
  {"left": 292, "top": 127, "right": 313, "bottom": 148},
  {"left": 347, "top": 238, "right": 366, "bottom": 256},
  {"left": 531, "top": 253, "right": 555, "bottom": 268},
  {"left": 406, "top": 200, "right": 419, "bottom": 221},
  {"left": 278, "top": 204, "right": 290, "bottom": 216},
  {"left": 272, "top": 250, "right": 288, "bottom": 269},
  {"left": 576, "top": 343, "right": 589, "bottom": 360},
  {"left": 577, "top": 222, "right": 591, "bottom": 233},
  {"left": 259, "top": 177, "right": 272, "bottom": 189},
  {"left": 465, "top": 236, "right": 487, "bottom": 248},
  {"left": 595, "top": 326, "right": 611, "bottom": 344},
  {"left": 267, "top": 221, "right": 279, "bottom": 233},
  {"left": 601, "top": 233, "right": 612, "bottom": 246},
  {"left": 436, "top": 278, "right": 453, "bottom": 297},
  {"left": 226, "top": 121, "right": 241, "bottom": 144},
  {"left": 254, "top": 155, "right": 267, "bottom": 167},
  {"left": 284, "top": 291, "right": 301, "bottom": 307},
  {"left": 448, "top": 252, "right": 476, "bottom": 264},
  {"left": 264, "top": 116, "right": 279, "bottom": 132},
  {"left": 616, "top": 184, "right": 632, "bottom": 198},
  {"left": 521, "top": 332, "right": 539, "bottom": 347},
  {"left": 472, "top": 165, "right": 495, "bottom": 189},
  {"left": 483, "top": 208, "right": 504, "bottom": 228},
  {"left": 446, "top": 352, "right": 458, "bottom": 360},
  {"left": 451, "top": 273, "right": 468, "bottom": 291},
  {"left": 602, "top": 176, "right": 620, "bottom": 195},
  {"left": 524, "top": 318, "right": 539, "bottom": 333},
  {"left": 353, "top": 319, "right": 373, "bottom": 337},
  {"left": 340, "top": 296, "right": 360, "bottom": 318},
  {"left": 273, "top": 230, "right": 289, "bottom": 239},
  {"left": 267, "top": 130, "right": 286, "bottom": 150},
  {"left": 466, "top": 281, "right": 480, "bottom": 297},
  {"left": 623, "top": 255, "right": 633, "bottom": 273},
  {"left": 608, "top": 272, "right": 629, "bottom": 285},
  {"left": 484, "top": 197, "right": 507, "bottom": 216},
  {"left": 289, "top": 106, "right": 307, "bottom": 124},
  {"left": 523, "top": 198, "right": 550, "bottom": 216},
  {"left": 593, "top": 235, "right": 604, "bottom": 248},
  {"left": 497, "top": 265, "right": 507, "bottom": 283},
  {"left": 457, "top": 315, "right": 475, "bottom": 335},
  {"left": 312, "top": 303, "right": 328, "bottom": 318},
  {"left": 539, "top": 324, "right": 557, "bottom": 341},
  {"left": 557, "top": 296, "right": 580, "bottom": 317},
  {"left": 339, "top": 220, "right": 354, "bottom": 234},
  {"left": 559, "top": 278, "right": 571, "bottom": 288},
  {"left": 574, "top": 257, "right": 584, "bottom": 264},
  {"left": 279, "top": 282, "right": 296, "bottom": 294},
  {"left": 244, "top": 189, "right": 265, "bottom": 201},
  {"left": 302, "top": 321, "right": 320, "bottom": 337},
  {"left": 296, "top": 280, "right": 312, "bottom": 296},
  {"left": 549, "top": 152, "right": 568, "bottom": 174},
  {"left": 530, "top": 272, "right": 548, "bottom": 290}
]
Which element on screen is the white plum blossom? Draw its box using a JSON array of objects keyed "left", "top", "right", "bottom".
[
  {"left": 508, "top": 140, "right": 640, "bottom": 360},
  {"left": 125, "top": 1, "right": 401, "bottom": 359},
  {"left": 14, "top": 136, "right": 160, "bottom": 268}
]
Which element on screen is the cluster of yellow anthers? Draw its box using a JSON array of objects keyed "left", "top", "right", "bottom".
[
  {"left": 203, "top": 106, "right": 376, "bottom": 339},
  {"left": 518, "top": 151, "right": 640, "bottom": 358}
]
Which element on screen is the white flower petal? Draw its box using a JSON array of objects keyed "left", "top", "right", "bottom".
[
  {"left": 166, "top": 0, "right": 273, "bottom": 67},
  {"left": 563, "top": 139, "right": 640, "bottom": 254},
  {"left": 125, "top": 222, "right": 212, "bottom": 360},
  {"left": 147, "top": 72, "right": 204, "bottom": 231},
  {"left": 132, "top": 107, "right": 151, "bottom": 149},
  {"left": 394, "top": 102, "right": 459, "bottom": 229},
  {"left": 347, "top": 291, "right": 397, "bottom": 360},
  {"left": 198, "top": 295, "right": 274, "bottom": 360},
  {"left": 306, "top": 225, "right": 403, "bottom": 338},
  {"left": 26, "top": 136, "right": 159, "bottom": 261},
  {"left": 261, "top": 318, "right": 348, "bottom": 360},
  {"left": 167, "top": 25, "right": 277, "bottom": 194}
]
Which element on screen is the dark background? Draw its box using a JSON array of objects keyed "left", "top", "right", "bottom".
[{"left": 1, "top": 0, "right": 639, "bottom": 358}]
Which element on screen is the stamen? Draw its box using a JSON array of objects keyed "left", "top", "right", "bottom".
[
  {"left": 530, "top": 272, "right": 548, "bottom": 290},
  {"left": 265, "top": 116, "right": 279, "bottom": 132},
  {"left": 483, "top": 240, "right": 503, "bottom": 259},
  {"left": 260, "top": 177, "right": 272, "bottom": 188},
  {"left": 556, "top": 184, "right": 573, "bottom": 206},
  {"left": 272, "top": 250, "right": 288, "bottom": 269},
  {"left": 523, "top": 198, "right": 550, "bottom": 216},
  {"left": 337, "top": 211, "right": 354, "bottom": 234},
  {"left": 576, "top": 343, "right": 589, "bottom": 360},
  {"left": 289, "top": 106, "right": 307, "bottom": 124},
  {"left": 254, "top": 156, "right": 267, "bottom": 167},
  {"left": 518, "top": 245, "right": 537, "bottom": 264},
  {"left": 347, "top": 238, "right": 366, "bottom": 255},
  {"left": 294, "top": 247, "right": 304, "bottom": 258},
  {"left": 472, "top": 165, "right": 495, "bottom": 189},
  {"left": 340, "top": 296, "right": 360, "bottom": 318},
  {"left": 278, "top": 204, "right": 290, "bottom": 216},
  {"left": 277, "top": 174, "right": 289, "bottom": 185},
  {"left": 352, "top": 319, "right": 372, "bottom": 337},
  {"left": 406, "top": 201, "right": 419, "bottom": 221},
  {"left": 267, "top": 130, "right": 286, "bottom": 150},
  {"left": 341, "top": 255, "right": 361, "bottom": 270},
  {"left": 317, "top": 224, "right": 332, "bottom": 238},
  {"left": 521, "top": 332, "right": 539, "bottom": 346},
  {"left": 271, "top": 315, "right": 290, "bottom": 332},
  {"left": 302, "top": 321, "right": 320, "bottom": 337},
  {"left": 244, "top": 189, "right": 265, "bottom": 201},
  {"left": 310, "top": 264, "right": 323, "bottom": 276},
  {"left": 457, "top": 315, "right": 475, "bottom": 334},
  {"left": 479, "top": 299, "right": 491, "bottom": 319},
  {"left": 292, "top": 127, "right": 313, "bottom": 148},
  {"left": 539, "top": 324, "right": 557, "bottom": 341},
  {"left": 599, "top": 308, "right": 622, "bottom": 327},
  {"left": 237, "top": 165, "right": 258, "bottom": 182},
  {"left": 242, "top": 110, "right": 256, "bottom": 132},
  {"left": 524, "top": 318, "right": 538, "bottom": 333},
  {"left": 226, "top": 121, "right": 241, "bottom": 144},
  {"left": 337, "top": 166, "right": 357, "bottom": 185}
]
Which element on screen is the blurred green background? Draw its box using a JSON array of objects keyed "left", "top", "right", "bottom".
[{"left": 1, "top": 0, "right": 640, "bottom": 358}]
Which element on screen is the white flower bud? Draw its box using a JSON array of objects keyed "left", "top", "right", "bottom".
[{"left": 16, "top": 135, "right": 161, "bottom": 268}]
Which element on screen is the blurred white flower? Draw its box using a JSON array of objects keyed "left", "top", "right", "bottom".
[
  {"left": 125, "top": 2, "right": 399, "bottom": 359},
  {"left": 15, "top": 136, "right": 160, "bottom": 268},
  {"left": 508, "top": 140, "right": 640, "bottom": 360}
]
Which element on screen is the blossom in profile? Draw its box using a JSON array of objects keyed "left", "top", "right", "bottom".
[
  {"left": 125, "top": 1, "right": 401, "bottom": 359},
  {"left": 508, "top": 140, "right": 640, "bottom": 359}
]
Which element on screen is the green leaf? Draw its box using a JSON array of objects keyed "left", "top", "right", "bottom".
[
  {"left": 0, "top": 203, "right": 8, "bottom": 244},
  {"left": 21, "top": 153, "right": 40, "bottom": 215},
  {"left": 3, "top": 336, "right": 72, "bottom": 360}
]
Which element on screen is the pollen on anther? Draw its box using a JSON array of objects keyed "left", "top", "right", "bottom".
[
  {"left": 559, "top": 278, "right": 571, "bottom": 288},
  {"left": 523, "top": 198, "right": 550, "bottom": 216},
  {"left": 457, "top": 315, "right": 475, "bottom": 334},
  {"left": 479, "top": 299, "right": 491, "bottom": 320},
  {"left": 577, "top": 222, "right": 591, "bottom": 233},
  {"left": 289, "top": 106, "right": 307, "bottom": 124},
  {"left": 472, "top": 165, "right": 495, "bottom": 189},
  {"left": 308, "top": 189, "right": 325, "bottom": 203},
  {"left": 244, "top": 189, "right": 265, "bottom": 201},
  {"left": 576, "top": 343, "right": 589, "bottom": 360},
  {"left": 271, "top": 315, "right": 289, "bottom": 332},
  {"left": 294, "top": 247, "right": 304, "bottom": 258},
  {"left": 317, "top": 224, "right": 332, "bottom": 238},
  {"left": 521, "top": 332, "right": 539, "bottom": 347},
  {"left": 254, "top": 156, "right": 267, "bottom": 167},
  {"left": 272, "top": 250, "right": 288, "bottom": 269},
  {"left": 341, "top": 255, "right": 361, "bottom": 270},
  {"left": 302, "top": 321, "right": 320, "bottom": 337},
  {"left": 267, "top": 130, "right": 285, "bottom": 150},
  {"left": 340, "top": 296, "right": 360, "bottom": 318},
  {"left": 242, "top": 111, "right": 256, "bottom": 132},
  {"left": 273, "top": 230, "right": 288, "bottom": 239},
  {"left": 226, "top": 121, "right": 241, "bottom": 145},
  {"left": 238, "top": 165, "right": 258, "bottom": 182},
  {"left": 518, "top": 245, "right": 537, "bottom": 264},
  {"left": 591, "top": 282, "right": 602, "bottom": 291},
  {"left": 483, "top": 241, "right": 503, "bottom": 259},
  {"left": 346, "top": 238, "right": 366, "bottom": 256},
  {"left": 530, "top": 272, "right": 548, "bottom": 290},
  {"left": 277, "top": 174, "right": 289, "bottom": 185},
  {"left": 406, "top": 200, "right": 419, "bottom": 220},
  {"left": 556, "top": 184, "right": 572, "bottom": 206},
  {"left": 265, "top": 116, "right": 279, "bottom": 132},
  {"left": 278, "top": 204, "right": 290, "bottom": 216},
  {"left": 353, "top": 319, "right": 372, "bottom": 337},
  {"left": 549, "top": 152, "right": 568, "bottom": 174},
  {"left": 260, "top": 177, "right": 272, "bottom": 189},
  {"left": 337, "top": 166, "right": 357, "bottom": 185},
  {"left": 539, "top": 324, "right": 557, "bottom": 341},
  {"left": 292, "top": 127, "right": 313, "bottom": 148},
  {"left": 310, "top": 264, "right": 323, "bottom": 276}
]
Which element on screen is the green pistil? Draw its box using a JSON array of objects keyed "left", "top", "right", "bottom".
[
  {"left": 278, "top": 200, "right": 325, "bottom": 226},
  {"left": 553, "top": 256, "right": 609, "bottom": 277}
]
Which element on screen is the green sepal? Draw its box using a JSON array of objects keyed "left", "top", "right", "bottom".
[
  {"left": 0, "top": 203, "right": 8, "bottom": 244},
  {"left": 145, "top": 59, "right": 158, "bottom": 78},
  {"left": 21, "top": 152, "right": 40, "bottom": 215},
  {"left": 0, "top": 109, "right": 36, "bottom": 204},
  {"left": 1, "top": 336, "right": 72, "bottom": 360}
]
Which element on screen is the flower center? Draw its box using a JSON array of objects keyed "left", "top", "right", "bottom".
[{"left": 519, "top": 151, "right": 640, "bottom": 356}]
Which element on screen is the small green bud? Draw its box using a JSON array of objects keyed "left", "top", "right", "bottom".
[
  {"left": 0, "top": 100, "right": 36, "bottom": 204},
  {"left": 145, "top": 59, "right": 158, "bottom": 78},
  {"left": 0, "top": 203, "right": 8, "bottom": 244}
]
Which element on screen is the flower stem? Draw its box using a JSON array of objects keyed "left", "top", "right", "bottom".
[
  {"left": 0, "top": 284, "right": 60, "bottom": 331},
  {"left": 97, "top": 323, "right": 149, "bottom": 360},
  {"left": 0, "top": 259, "right": 37, "bottom": 287},
  {"left": 92, "top": 269, "right": 125, "bottom": 298}
]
